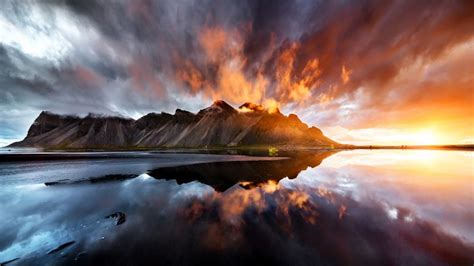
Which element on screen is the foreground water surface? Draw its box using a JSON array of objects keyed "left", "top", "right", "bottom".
[{"left": 0, "top": 150, "right": 472, "bottom": 265}]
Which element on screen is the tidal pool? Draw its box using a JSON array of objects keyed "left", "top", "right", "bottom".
[{"left": 0, "top": 150, "right": 472, "bottom": 265}]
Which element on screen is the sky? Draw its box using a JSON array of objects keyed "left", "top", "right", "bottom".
[{"left": 1, "top": 0, "right": 473, "bottom": 146}]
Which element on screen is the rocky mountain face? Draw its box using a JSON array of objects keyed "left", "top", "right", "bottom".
[{"left": 9, "top": 101, "right": 337, "bottom": 149}]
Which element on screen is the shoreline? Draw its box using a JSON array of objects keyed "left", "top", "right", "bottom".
[
  {"left": 2, "top": 144, "right": 473, "bottom": 153},
  {"left": 0, "top": 145, "right": 471, "bottom": 162}
]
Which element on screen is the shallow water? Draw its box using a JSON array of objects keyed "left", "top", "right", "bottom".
[{"left": 0, "top": 150, "right": 472, "bottom": 265}]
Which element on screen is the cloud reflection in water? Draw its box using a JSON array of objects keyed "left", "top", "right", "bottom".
[{"left": 0, "top": 150, "right": 473, "bottom": 265}]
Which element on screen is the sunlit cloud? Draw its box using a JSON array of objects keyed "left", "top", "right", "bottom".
[{"left": 0, "top": 0, "right": 473, "bottom": 145}]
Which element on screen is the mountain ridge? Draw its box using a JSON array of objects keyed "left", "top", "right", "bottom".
[{"left": 9, "top": 100, "right": 338, "bottom": 149}]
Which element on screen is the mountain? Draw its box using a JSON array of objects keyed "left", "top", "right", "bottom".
[{"left": 9, "top": 100, "right": 337, "bottom": 149}]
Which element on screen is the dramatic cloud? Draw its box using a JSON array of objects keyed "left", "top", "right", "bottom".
[{"left": 1, "top": 0, "right": 473, "bottom": 144}]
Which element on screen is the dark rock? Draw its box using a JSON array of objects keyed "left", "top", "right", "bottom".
[
  {"left": 44, "top": 174, "right": 137, "bottom": 186},
  {"left": 44, "top": 179, "right": 70, "bottom": 186},
  {"left": 105, "top": 212, "right": 126, "bottom": 225},
  {"left": 47, "top": 241, "right": 75, "bottom": 254}
]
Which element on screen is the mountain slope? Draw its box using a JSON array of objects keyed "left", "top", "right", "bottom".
[{"left": 9, "top": 101, "right": 337, "bottom": 149}]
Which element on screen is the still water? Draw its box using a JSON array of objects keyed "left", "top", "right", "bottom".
[{"left": 0, "top": 150, "right": 472, "bottom": 265}]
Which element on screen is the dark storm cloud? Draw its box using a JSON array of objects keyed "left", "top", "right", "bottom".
[
  {"left": 0, "top": 0, "right": 473, "bottom": 143},
  {"left": 56, "top": 0, "right": 474, "bottom": 104}
]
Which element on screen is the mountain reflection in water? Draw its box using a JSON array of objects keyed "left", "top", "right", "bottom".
[
  {"left": 148, "top": 150, "right": 336, "bottom": 191},
  {"left": 0, "top": 150, "right": 472, "bottom": 265}
]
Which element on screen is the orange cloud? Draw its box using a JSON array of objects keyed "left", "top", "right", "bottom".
[{"left": 341, "top": 65, "right": 350, "bottom": 84}]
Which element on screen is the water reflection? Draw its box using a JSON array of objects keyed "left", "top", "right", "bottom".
[
  {"left": 148, "top": 150, "right": 336, "bottom": 191},
  {"left": 0, "top": 150, "right": 472, "bottom": 265}
]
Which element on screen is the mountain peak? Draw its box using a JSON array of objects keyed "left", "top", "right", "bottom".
[
  {"left": 198, "top": 100, "right": 236, "bottom": 116},
  {"left": 39, "top": 110, "right": 52, "bottom": 116},
  {"left": 37, "top": 110, "right": 60, "bottom": 118},
  {"left": 212, "top": 100, "right": 230, "bottom": 107},
  {"left": 175, "top": 109, "right": 194, "bottom": 115},
  {"left": 37, "top": 111, "right": 78, "bottom": 121}
]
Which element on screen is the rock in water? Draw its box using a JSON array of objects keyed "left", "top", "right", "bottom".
[
  {"left": 47, "top": 241, "right": 75, "bottom": 255},
  {"left": 105, "top": 212, "right": 126, "bottom": 225}
]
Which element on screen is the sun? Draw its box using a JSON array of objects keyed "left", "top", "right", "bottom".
[{"left": 410, "top": 130, "right": 439, "bottom": 145}]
